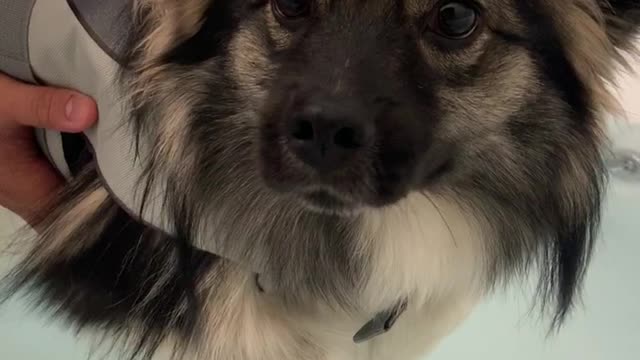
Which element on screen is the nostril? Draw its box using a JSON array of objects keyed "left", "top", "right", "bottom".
[
  {"left": 291, "top": 119, "right": 314, "bottom": 141},
  {"left": 334, "top": 127, "right": 361, "bottom": 149}
]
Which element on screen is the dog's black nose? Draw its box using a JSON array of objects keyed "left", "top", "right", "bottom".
[{"left": 285, "top": 101, "right": 373, "bottom": 171}]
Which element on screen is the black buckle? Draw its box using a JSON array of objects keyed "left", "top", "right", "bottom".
[{"left": 353, "top": 299, "right": 408, "bottom": 343}]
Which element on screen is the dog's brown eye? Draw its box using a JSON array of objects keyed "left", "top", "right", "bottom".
[
  {"left": 430, "top": 1, "right": 479, "bottom": 39},
  {"left": 272, "top": 0, "right": 311, "bottom": 19}
]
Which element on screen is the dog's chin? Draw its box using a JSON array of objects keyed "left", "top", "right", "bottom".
[
  {"left": 258, "top": 151, "right": 408, "bottom": 216},
  {"left": 295, "top": 190, "right": 364, "bottom": 216}
]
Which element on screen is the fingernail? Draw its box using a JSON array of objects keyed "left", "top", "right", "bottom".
[
  {"left": 65, "top": 96, "right": 79, "bottom": 122},
  {"left": 65, "top": 95, "right": 92, "bottom": 124}
]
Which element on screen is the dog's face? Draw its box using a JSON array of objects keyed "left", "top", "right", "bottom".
[
  {"left": 131, "top": 0, "right": 630, "bottom": 216},
  {"left": 257, "top": 0, "right": 561, "bottom": 213},
  {"left": 124, "top": 0, "right": 640, "bottom": 318}
]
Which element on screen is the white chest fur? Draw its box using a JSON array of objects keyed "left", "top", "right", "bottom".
[{"left": 309, "top": 192, "right": 488, "bottom": 360}]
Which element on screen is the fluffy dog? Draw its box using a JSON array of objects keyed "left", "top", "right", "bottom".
[{"left": 3, "top": 0, "right": 640, "bottom": 359}]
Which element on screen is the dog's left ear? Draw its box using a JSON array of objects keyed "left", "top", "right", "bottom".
[{"left": 599, "top": 0, "right": 640, "bottom": 49}]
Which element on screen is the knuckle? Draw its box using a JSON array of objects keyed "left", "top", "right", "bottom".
[{"left": 31, "top": 90, "right": 57, "bottom": 126}]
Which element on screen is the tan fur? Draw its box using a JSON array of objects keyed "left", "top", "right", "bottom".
[
  {"left": 133, "top": 0, "right": 212, "bottom": 64},
  {"left": 126, "top": 1, "right": 213, "bottom": 113},
  {"left": 196, "top": 269, "right": 323, "bottom": 360},
  {"left": 439, "top": 48, "right": 538, "bottom": 139},
  {"left": 265, "top": 8, "right": 296, "bottom": 50},
  {"left": 27, "top": 187, "right": 109, "bottom": 264},
  {"left": 228, "top": 25, "right": 275, "bottom": 104},
  {"left": 547, "top": 0, "right": 628, "bottom": 114},
  {"left": 153, "top": 71, "right": 212, "bottom": 167}
]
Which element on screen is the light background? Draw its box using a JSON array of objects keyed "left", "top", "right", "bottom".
[{"left": 1, "top": 54, "right": 639, "bottom": 360}]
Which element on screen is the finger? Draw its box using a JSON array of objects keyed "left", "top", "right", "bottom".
[{"left": 0, "top": 73, "right": 98, "bottom": 132}]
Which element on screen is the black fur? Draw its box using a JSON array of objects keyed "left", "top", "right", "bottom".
[
  {"left": 2, "top": 165, "right": 215, "bottom": 359},
  {"left": 162, "top": 0, "right": 243, "bottom": 65},
  {"left": 601, "top": 0, "right": 640, "bottom": 47}
]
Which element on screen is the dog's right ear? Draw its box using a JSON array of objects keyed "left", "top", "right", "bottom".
[
  {"left": 133, "top": 0, "right": 213, "bottom": 63},
  {"left": 599, "top": 0, "right": 640, "bottom": 49}
]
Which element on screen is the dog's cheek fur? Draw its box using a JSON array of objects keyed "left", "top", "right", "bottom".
[
  {"left": 423, "top": 0, "right": 640, "bottom": 329},
  {"left": 227, "top": 14, "right": 276, "bottom": 108}
]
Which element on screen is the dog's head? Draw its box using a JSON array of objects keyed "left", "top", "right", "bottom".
[{"left": 123, "top": 0, "right": 640, "bottom": 320}]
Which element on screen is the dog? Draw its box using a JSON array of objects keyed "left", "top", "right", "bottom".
[{"left": 2, "top": 0, "right": 640, "bottom": 359}]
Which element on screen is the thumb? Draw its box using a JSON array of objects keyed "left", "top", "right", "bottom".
[{"left": 0, "top": 73, "right": 97, "bottom": 132}]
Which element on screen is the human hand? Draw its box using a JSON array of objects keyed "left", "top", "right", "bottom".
[{"left": 0, "top": 73, "right": 98, "bottom": 226}]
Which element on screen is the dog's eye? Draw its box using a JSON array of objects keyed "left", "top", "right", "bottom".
[
  {"left": 428, "top": 1, "right": 480, "bottom": 39},
  {"left": 272, "top": 0, "right": 311, "bottom": 19}
]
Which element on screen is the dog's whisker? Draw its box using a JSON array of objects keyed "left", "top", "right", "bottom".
[{"left": 420, "top": 191, "right": 458, "bottom": 249}]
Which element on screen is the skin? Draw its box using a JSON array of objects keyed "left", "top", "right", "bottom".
[{"left": 0, "top": 73, "right": 98, "bottom": 226}]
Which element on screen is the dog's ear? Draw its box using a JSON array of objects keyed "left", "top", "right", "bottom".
[
  {"left": 599, "top": 0, "right": 640, "bottom": 49},
  {"left": 133, "top": 0, "right": 212, "bottom": 62},
  {"left": 554, "top": 1, "right": 640, "bottom": 113}
]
